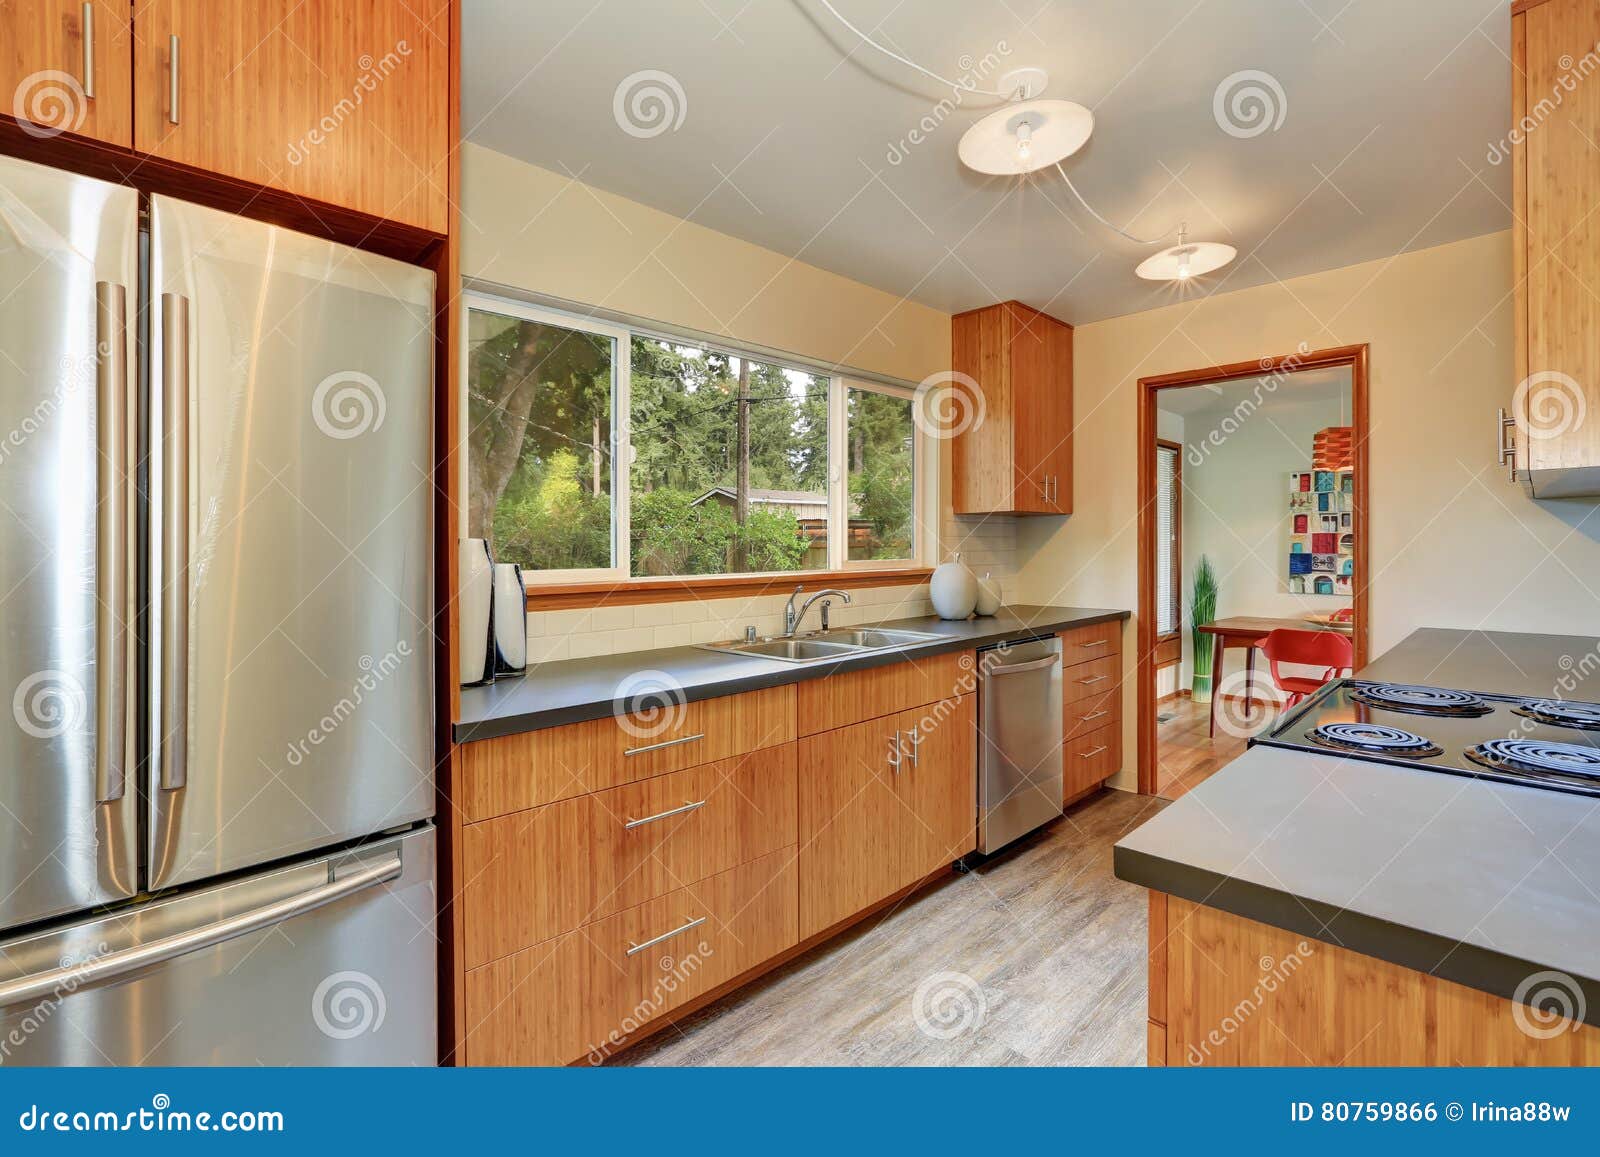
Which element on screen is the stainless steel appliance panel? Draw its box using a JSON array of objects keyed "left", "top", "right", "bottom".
[
  {"left": 0, "top": 154, "right": 139, "bottom": 929},
  {"left": 148, "top": 196, "right": 435, "bottom": 891},
  {"left": 978, "top": 636, "right": 1064, "bottom": 853},
  {"left": 0, "top": 826, "right": 435, "bottom": 1066}
]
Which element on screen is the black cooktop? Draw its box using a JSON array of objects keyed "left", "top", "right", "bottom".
[{"left": 1252, "top": 679, "right": 1600, "bottom": 798}]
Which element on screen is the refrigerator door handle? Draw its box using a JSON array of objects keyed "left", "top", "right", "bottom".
[
  {"left": 159, "top": 292, "right": 189, "bottom": 792},
  {"left": 0, "top": 852, "right": 402, "bottom": 1010},
  {"left": 94, "top": 282, "right": 128, "bottom": 804}
]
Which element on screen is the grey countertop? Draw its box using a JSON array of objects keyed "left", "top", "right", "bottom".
[
  {"left": 1115, "top": 626, "right": 1600, "bottom": 1025},
  {"left": 456, "top": 604, "right": 1129, "bottom": 742}
]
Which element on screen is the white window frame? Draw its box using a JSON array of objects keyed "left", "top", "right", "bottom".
[
  {"left": 460, "top": 293, "right": 630, "bottom": 584},
  {"left": 462, "top": 293, "right": 938, "bottom": 585},
  {"left": 835, "top": 378, "right": 935, "bottom": 571}
]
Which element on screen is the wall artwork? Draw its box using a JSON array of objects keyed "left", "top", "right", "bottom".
[{"left": 1287, "top": 467, "right": 1354, "bottom": 596}]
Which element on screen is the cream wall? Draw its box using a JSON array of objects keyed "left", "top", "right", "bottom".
[
  {"left": 1018, "top": 229, "right": 1600, "bottom": 791},
  {"left": 460, "top": 144, "right": 1019, "bottom": 658}
]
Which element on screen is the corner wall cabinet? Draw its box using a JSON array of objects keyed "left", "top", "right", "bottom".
[
  {"left": 1509, "top": 0, "right": 1600, "bottom": 497},
  {"left": 951, "top": 301, "right": 1074, "bottom": 515}
]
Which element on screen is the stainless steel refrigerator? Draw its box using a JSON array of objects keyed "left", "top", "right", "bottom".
[{"left": 0, "top": 153, "right": 436, "bottom": 1065}]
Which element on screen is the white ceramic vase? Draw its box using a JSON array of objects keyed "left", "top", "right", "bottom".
[
  {"left": 459, "top": 538, "right": 495, "bottom": 686},
  {"left": 930, "top": 554, "right": 979, "bottom": 620},
  {"left": 974, "top": 572, "right": 1002, "bottom": 616}
]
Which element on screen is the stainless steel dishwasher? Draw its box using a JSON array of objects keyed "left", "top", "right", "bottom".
[{"left": 976, "top": 635, "right": 1064, "bottom": 852}]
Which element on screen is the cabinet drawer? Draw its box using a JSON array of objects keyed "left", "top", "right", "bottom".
[
  {"left": 1063, "top": 721, "right": 1121, "bottom": 799},
  {"left": 459, "top": 684, "right": 796, "bottom": 821},
  {"left": 797, "top": 650, "right": 968, "bottom": 735},
  {"left": 463, "top": 849, "right": 798, "bottom": 1066},
  {"left": 1063, "top": 655, "right": 1121, "bottom": 705},
  {"left": 1059, "top": 620, "right": 1121, "bottom": 665},
  {"left": 1064, "top": 688, "right": 1120, "bottom": 741},
  {"left": 461, "top": 744, "right": 797, "bottom": 968}
]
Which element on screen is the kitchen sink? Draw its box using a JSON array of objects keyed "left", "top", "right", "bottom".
[
  {"left": 809, "top": 627, "right": 941, "bottom": 648},
  {"left": 698, "top": 626, "right": 943, "bottom": 664}
]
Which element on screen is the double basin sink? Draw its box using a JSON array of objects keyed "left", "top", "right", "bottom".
[{"left": 699, "top": 626, "right": 942, "bottom": 664}]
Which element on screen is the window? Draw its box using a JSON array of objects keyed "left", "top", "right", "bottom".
[
  {"left": 630, "top": 337, "right": 830, "bottom": 576},
  {"left": 463, "top": 292, "right": 934, "bottom": 584},
  {"left": 463, "top": 300, "right": 626, "bottom": 578},
  {"left": 1154, "top": 441, "right": 1182, "bottom": 638}
]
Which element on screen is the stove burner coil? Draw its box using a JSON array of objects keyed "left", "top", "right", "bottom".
[
  {"left": 1348, "top": 682, "right": 1492, "bottom": 717},
  {"left": 1466, "top": 738, "right": 1600, "bottom": 779},
  {"left": 1511, "top": 699, "right": 1600, "bottom": 732},
  {"left": 1306, "top": 721, "right": 1443, "bottom": 757}
]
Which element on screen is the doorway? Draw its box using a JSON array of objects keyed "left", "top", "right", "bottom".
[{"left": 1135, "top": 345, "right": 1370, "bottom": 799}]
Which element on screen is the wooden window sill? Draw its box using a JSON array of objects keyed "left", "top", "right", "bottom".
[{"left": 524, "top": 567, "right": 933, "bottom": 611}]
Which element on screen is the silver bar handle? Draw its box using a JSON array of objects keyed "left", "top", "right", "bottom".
[
  {"left": 0, "top": 852, "right": 402, "bottom": 1008},
  {"left": 168, "top": 34, "right": 180, "bottom": 124},
  {"left": 1498, "top": 407, "right": 1517, "bottom": 481},
  {"left": 160, "top": 293, "right": 189, "bottom": 791},
  {"left": 1080, "top": 710, "right": 1111, "bottom": 722},
  {"left": 81, "top": 3, "right": 95, "bottom": 99},
  {"left": 1077, "top": 639, "right": 1108, "bottom": 649},
  {"left": 624, "top": 799, "right": 707, "bottom": 830},
  {"left": 887, "top": 731, "right": 902, "bottom": 774},
  {"left": 1079, "top": 745, "right": 1110, "bottom": 758},
  {"left": 1076, "top": 674, "right": 1110, "bottom": 685},
  {"left": 906, "top": 727, "right": 921, "bottom": 767},
  {"left": 623, "top": 732, "right": 703, "bottom": 757},
  {"left": 989, "top": 654, "right": 1059, "bottom": 677},
  {"left": 625, "top": 915, "right": 706, "bottom": 957},
  {"left": 94, "top": 283, "right": 127, "bottom": 804}
]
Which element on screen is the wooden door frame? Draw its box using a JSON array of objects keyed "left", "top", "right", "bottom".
[
  {"left": 1135, "top": 344, "right": 1371, "bottom": 795},
  {"left": 1153, "top": 438, "right": 1184, "bottom": 677}
]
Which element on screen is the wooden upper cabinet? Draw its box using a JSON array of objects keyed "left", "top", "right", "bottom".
[
  {"left": 0, "top": 0, "right": 132, "bottom": 146},
  {"left": 1511, "top": 0, "right": 1600, "bottom": 498},
  {"left": 950, "top": 301, "right": 1073, "bottom": 515},
  {"left": 133, "top": 0, "right": 450, "bottom": 232}
]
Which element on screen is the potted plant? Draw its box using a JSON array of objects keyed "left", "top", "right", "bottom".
[{"left": 1190, "top": 555, "right": 1218, "bottom": 703}]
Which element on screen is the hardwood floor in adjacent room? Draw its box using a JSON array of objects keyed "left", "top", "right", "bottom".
[
  {"left": 611, "top": 788, "right": 1164, "bottom": 1067},
  {"left": 1154, "top": 694, "right": 1274, "bottom": 800}
]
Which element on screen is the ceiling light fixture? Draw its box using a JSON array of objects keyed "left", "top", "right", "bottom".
[{"left": 815, "top": 0, "right": 1237, "bottom": 284}]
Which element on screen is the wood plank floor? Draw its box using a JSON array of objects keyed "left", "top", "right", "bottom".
[
  {"left": 1154, "top": 694, "right": 1267, "bottom": 800},
  {"left": 612, "top": 788, "right": 1166, "bottom": 1067}
]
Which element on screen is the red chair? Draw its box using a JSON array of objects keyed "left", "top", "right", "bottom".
[{"left": 1261, "top": 628, "right": 1354, "bottom": 707}]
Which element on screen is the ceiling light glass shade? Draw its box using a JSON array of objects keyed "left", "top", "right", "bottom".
[
  {"left": 1134, "top": 241, "right": 1237, "bottom": 281},
  {"left": 958, "top": 99, "right": 1094, "bottom": 175}
]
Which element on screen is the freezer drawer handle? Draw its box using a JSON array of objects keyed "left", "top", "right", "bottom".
[
  {"left": 1079, "top": 745, "right": 1110, "bottom": 759},
  {"left": 625, "top": 915, "right": 707, "bottom": 957},
  {"left": 622, "top": 732, "right": 704, "bottom": 757},
  {"left": 623, "top": 799, "right": 707, "bottom": 830},
  {"left": 159, "top": 293, "right": 190, "bottom": 791},
  {"left": 95, "top": 282, "right": 128, "bottom": 804},
  {"left": 0, "top": 852, "right": 402, "bottom": 1009},
  {"left": 988, "top": 654, "right": 1059, "bottom": 677}
]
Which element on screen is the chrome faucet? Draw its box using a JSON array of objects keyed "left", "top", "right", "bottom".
[{"left": 784, "top": 585, "right": 851, "bottom": 636}]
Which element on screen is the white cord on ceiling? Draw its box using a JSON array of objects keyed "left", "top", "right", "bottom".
[
  {"left": 815, "top": 0, "right": 1020, "bottom": 99},
  {"left": 1053, "top": 162, "right": 1179, "bottom": 247}
]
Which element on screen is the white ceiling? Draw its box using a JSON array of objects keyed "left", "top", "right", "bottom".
[
  {"left": 1157, "top": 365, "right": 1352, "bottom": 422},
  {"left": 463, "top": 0, "right": 1512, "bottom": 324}
]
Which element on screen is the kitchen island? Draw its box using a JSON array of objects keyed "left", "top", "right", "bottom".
[{"left": 1116, "top": 628, "right": 1600, "bottom": 1065}]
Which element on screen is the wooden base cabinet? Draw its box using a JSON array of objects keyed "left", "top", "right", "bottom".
[
  {"left": 1148, "top": 893, "right": 1600, "bottom": 1066},
  {"left": 798, "top": 694, "right": 974, "bottom": 939},
  {"left": 0, "top": 0, "right": 131, "bottom": 146},
  {"left": 464, "top": 849, "right": 799, "bottom": 1067}
]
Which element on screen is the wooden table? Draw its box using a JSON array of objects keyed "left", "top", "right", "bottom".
[{"left": 1197, "top": 616, "right": 1351, "bottom": 738}]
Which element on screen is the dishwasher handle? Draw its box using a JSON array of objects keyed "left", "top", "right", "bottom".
[{"left": 987, "top": 654, "right": 1060, "bottom": 677}]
